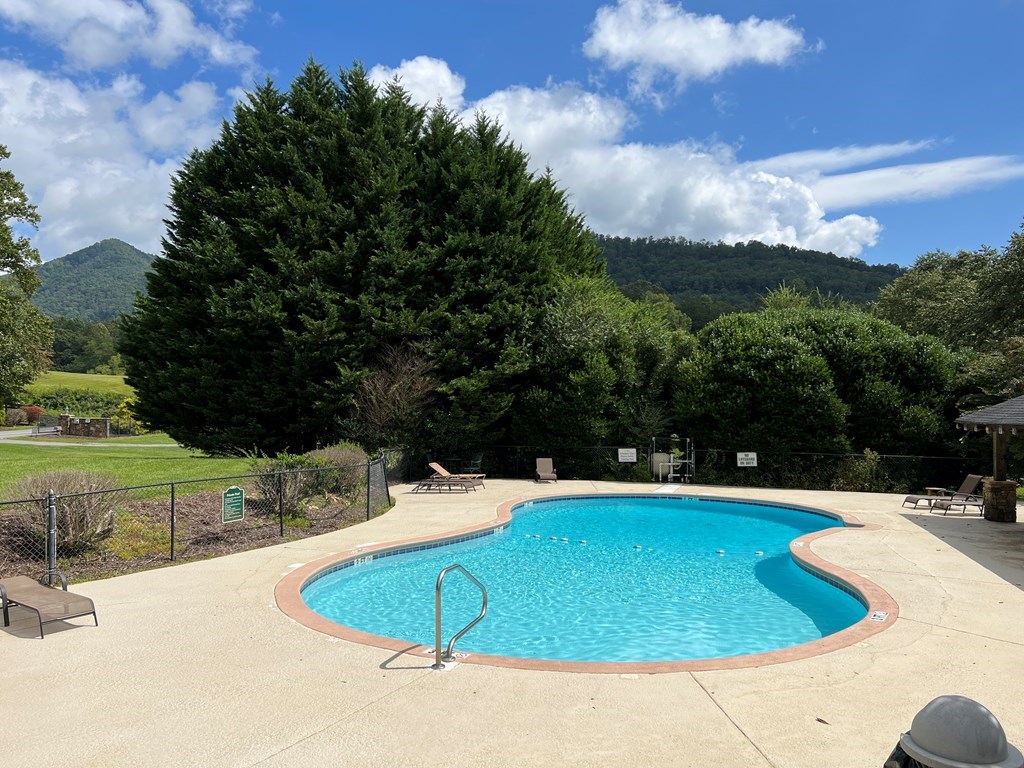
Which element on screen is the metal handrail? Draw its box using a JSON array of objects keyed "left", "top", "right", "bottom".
[{"left": 433, "top": 564, "right": 488, "bottom": 670}]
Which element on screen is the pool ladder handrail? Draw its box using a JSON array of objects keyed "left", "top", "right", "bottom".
[{"left": 433, "top": 564, "right": 488, "bottom": 670}]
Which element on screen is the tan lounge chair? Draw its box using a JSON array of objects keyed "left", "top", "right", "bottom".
[
  {"left": 428, "top": 462, "right": 486, "bottom": 488},
  {"left": 535, "top": 458, "right": 557, "bottom": 482},
  {"left": 903, "top": 474, "right": 983, "bottom": 510},
  {"left": 0, "top": 573, "right": 98, "bottom": 638}
]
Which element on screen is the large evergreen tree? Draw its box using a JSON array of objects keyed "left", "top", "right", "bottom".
[{"left": 121, "top": 62, "right": 607, "bottom": 455}]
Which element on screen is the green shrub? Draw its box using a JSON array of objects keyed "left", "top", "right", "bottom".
[
  {"left": 250, "top": 443, "right": 370, "bottom": 518},
  {"left": 306, "top": 441, "right": 368, "bottom": 497},
  {"left": 831, "top": 449, "right": 896, "bottom": 492},
  {"left": 32, "top": 387, "right": 124, "bottom": 416},
  {"left": 249, "top": 453, "right": 330, "bottom": 519}
]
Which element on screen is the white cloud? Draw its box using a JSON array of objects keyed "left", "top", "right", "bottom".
[
  {"left": 584, "top": 0, "right": 809, "bottom": 102},
  {"left": 204, "top": 0, "right": 252, "bottom": 22},
  {"left": 0, "top": 59, "right": 224, "bottom": 259},
  {"left": 470, "top": 81, "right": 880, "bottom": 256},
  {"left": 129, "top": 80, "right": 221, "bottom": 153},
  {"left": 0, "top": 0, "right": 257, "bottom": 70},
  {"left": 473, "top": 83, "right": 632, "bottom": 157},
  {"left": 750, "top": 141, "right": 936, "bottom": 177},
  {"left": 812, "top": 156, "right": 1024, "bottom": 210},
  {"left": 368, "top": 56, "right": 467, "bottom": 113}
]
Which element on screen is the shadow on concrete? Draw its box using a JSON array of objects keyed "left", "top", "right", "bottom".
[
  {"left": 379, "top": 645, "right": 434, "bottom": 671},
  {"left": 901, "top": 503, "right": 1024, "bottom": 590}
]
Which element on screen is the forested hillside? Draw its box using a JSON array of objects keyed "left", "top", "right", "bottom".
[
  {"left": 32, "top": 238, "right": 153, "bottom": 321},
  {"left": 597, "top": 236, "right": 904, "bottom": 326}
]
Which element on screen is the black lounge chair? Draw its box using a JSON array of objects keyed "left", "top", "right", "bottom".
[
  {"left": 0, "top": 573, "right": 98, "bottom": 638},
  {"left": 931, "top": 496, "right": 985, "bottom": 516},
  {"left": 903, "top": 475, "right": 983, "bottom": 510}
]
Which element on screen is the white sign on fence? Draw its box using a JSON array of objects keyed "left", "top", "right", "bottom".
[
  {"left": 617, "top": 448, "right": 638, "bottom": 463},
  {"left": 737, "top": 452, "right": 758, "bottom": 467}
]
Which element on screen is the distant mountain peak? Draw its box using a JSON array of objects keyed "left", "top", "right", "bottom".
[{"left": 31, "top": 239, "right": 154, "bottom": 322}]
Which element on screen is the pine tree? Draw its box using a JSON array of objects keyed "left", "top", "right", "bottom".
[{"left": 121, "top": 62, "right": 613, "bottom": 455}]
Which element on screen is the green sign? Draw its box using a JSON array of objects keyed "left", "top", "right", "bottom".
[{"left": 222, "top": 486, "right": 245, "bottom": 523}]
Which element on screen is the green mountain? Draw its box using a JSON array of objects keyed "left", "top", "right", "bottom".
[
  {"left": 597, "top": 235, "right": 905, "bottom": 327},
  {"left": 32, "top": 239, "right": 154, "bottom": 321},
  {"left": 28, "top": 235, "right": 903, "bottom": 328}
]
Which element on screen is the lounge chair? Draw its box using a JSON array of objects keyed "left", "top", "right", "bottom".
[
  {"left": 0, "top": 573, "right": 98, "bottom": 638},
  {"left": 931, "top": 496, "right": 985, "bottom": 516},
  {"left": 412, "top": 476, "right": 477, "bottom": 493},
  {"left": 903, "top": 474, "right": 983, "bottom": 510},
  {"left": 535, "top": 458, "right": 557, "bottom": 483},
  {"left": 428, "top": 462, "right": 485, "bottom": 488},
  {"left": 459, "top": 452, "right": 483, "bottom": 474}
]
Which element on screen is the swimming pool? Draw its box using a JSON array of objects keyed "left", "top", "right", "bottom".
[{"left": 298, "top": 494, "right": 877, "bottom": 666}]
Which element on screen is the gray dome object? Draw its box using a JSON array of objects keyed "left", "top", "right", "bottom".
[{"left": 900, "top": 695, "right": 1023, "bottom": 768}]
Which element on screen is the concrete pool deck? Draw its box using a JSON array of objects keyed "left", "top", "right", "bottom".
[{"left": 3, "top": 480, "right": 1023, "bottom": 767}]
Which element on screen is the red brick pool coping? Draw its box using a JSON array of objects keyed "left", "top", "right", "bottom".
[{"left": 274, "top": 492, "right": 898, "bottom": 673}]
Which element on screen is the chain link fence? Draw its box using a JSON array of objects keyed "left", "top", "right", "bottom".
[
  {"left": 0, "top": 454, "right": 391, "bottom": 582},
  {"left": 4, "top": 442, "right": 1013, "bottom": 583},
  {"left": 690, "top": 449, "right": 1000, "bottom": 493},
  {"left": 394, "top": 444, "right": 1012, "bottom": 495}
]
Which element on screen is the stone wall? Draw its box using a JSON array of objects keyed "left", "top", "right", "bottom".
[{"left": 59, "top": 415, "right": 110, "bottom": 438}]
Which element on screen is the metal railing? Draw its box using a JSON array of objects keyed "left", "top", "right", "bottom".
[{"left": 433, "top": 564, "right": 488, "bottom": 670}]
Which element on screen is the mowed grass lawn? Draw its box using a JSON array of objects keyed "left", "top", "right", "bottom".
[
  {"left": 25, "top": 370, "right": 134, "bottom": 399},
  {"left": 4, "top": 372, "right": 251, "bottom": 497},
  {"left": 0, "top": 442, "right": 252, "bottom": 497}
]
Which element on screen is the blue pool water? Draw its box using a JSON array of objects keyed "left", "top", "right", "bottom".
[{"left": 302, "top": 495, "right": 867, "bottom": 663}]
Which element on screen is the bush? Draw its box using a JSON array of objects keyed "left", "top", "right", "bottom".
[
  {"left": 5, "top": 408, "right": 27, "bottom": 427},
  {"left": 831, "top": 449, "right": 897, "bottom": 493},
  {"left": 250, "top": 443, "right": 370, "bottom": 518},
  {"left": 31, "top": 387, "right": 124, "bottom": 416},
  {"left": 306, "top": 441, "right": 368, "bottom": 497},
  {"left": 12, "top": 470, "right": 127, "bottom": 555},
  {"left": 249, "top": 453, "right": 331, "bottom": 519},
  {"left": 20, "top": 405, "right": 44, "bottom": 424}
]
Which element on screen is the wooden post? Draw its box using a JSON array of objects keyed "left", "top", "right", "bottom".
[{"left": 992, "top": 430, "right": 1008, "bottom": 481}]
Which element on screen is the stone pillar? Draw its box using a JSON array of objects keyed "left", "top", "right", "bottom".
[{"left": 983, "top": 479, "right": 1018, "bottom": 523}]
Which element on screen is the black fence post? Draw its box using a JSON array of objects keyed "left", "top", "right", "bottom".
[
  {"left": 380, "top": 451, "right": 390, "bottom": 507},
  {"left": 366, "top": 459, "right": 372, "bottom": 521},
  {"left": 170, "top": 483, "right": 176, "bottom": 561},
  {"left": 46, "top": 489, "right": 57, "bottom": 586},
  {"left": 278, "top": 472, "right": 284, "bottom": 536}
]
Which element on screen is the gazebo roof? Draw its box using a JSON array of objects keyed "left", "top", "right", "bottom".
[{"left": 955, "top": 394, "right": 1024, "bottom": 433}]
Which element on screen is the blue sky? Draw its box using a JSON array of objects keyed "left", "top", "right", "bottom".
[{"left": 1, "top": 0, "right": 1022, "bottom": 267}]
